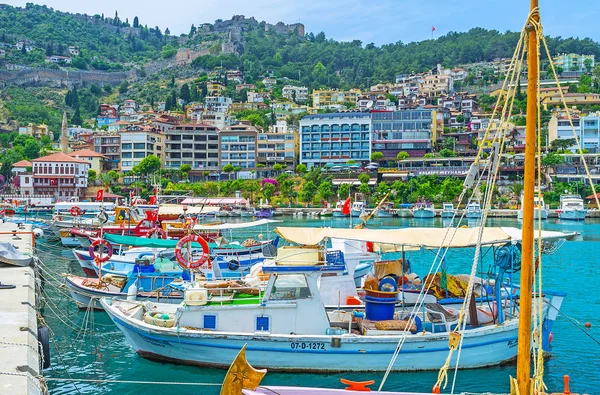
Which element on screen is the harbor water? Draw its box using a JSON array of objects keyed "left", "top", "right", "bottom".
[{"left": 40, "top": 216, "right": 600, "bottom": 394}]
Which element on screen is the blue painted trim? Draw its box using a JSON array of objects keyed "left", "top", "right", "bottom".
[{"left": 111, "top": 315, "right": 517, "bottom": 355}]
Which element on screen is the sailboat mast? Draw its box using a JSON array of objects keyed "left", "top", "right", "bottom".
[{"left": 517, "top": 0, "right": 538, "bottom": 394}]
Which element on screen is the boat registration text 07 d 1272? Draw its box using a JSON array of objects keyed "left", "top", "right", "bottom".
[{"left": 290, "top": 342, "right": 325, "bottom": 350}]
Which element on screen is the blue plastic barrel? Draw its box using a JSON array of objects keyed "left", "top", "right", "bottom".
[{"left": 364, "top": 295, "right": 397, "bottom": 321}]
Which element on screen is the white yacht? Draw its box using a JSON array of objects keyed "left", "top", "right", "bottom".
[{"left": 558, "top": 194, "right": 587, "bottom": 220}]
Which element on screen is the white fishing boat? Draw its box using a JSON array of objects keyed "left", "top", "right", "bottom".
[
  {"left": 558, "top": 194, "right": 587, "bottom": 220},
  {"left": 332, "top": 200, "right": 348, "bottom": 217},
  {"left": 374, "top": 202, "right": 394, "bottom": 218},
  {"left": 102, "top": 226, "right": 570, "bottom": 372},
  {"left": 411, "top": 201, "right": 435, "bottom": 218},
  {"left": 465, "top": 201, "right": 482, "bottom": 219},
  {"left": 518, "top": 193, "right": 548, "bottom": 220},
  {"left": 350, "top": 201, "right": 366, "bottom": 217},
  {"left": 440, "top": 202, "right": 455, "bottom": 218}
]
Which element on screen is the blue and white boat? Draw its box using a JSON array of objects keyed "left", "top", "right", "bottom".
[
  {"left": 350, "top": 201, "right": 367, "bottom": 218},
  {"left": 558, "top": 194, "right": 587, "bottom": 220},
  {"left": 102, "top": 226, "right": 569, "bottom": 372},
  {"left": 374, "top": 202, "right": 394, "bottom": 218},
  {"left": 518, "top": 193, "right": 548, "bottom": 220},
  {"left": 440, "top": 202, "right": 455, "bottom": 218},
  {"left": 465, "top": 201, "right": 482, "bottom": 219},
  {"left": 332, "top": 201, "right": 348, "bottom": 217},
  {"left": 411, "top": 202, "right": 435, "bottom": 218}
]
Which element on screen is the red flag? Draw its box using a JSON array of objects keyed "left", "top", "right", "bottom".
[
  {"left": 130, "top": 190, "right": 134, "bottom": 199},
  {"left": 432, "top": 26, "right": 436, "bottom": 32},
  {"left": 341, "top": 197, "right": 351, "bottom": 215},
  {"left": 149, "top": 195, "right": 157, "bottom": 205},
  {"left": 96, "top": 189, "right": 104, "bottom": 202},
  {"left": 50, "top": 178, "right": 57, "bottom": 186}
]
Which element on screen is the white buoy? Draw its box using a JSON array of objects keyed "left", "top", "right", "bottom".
[
  {"left": 33, "top": 228, "right": 44, "bottom": 238},
  {"left": 127, "top": 283, "right": 138, "bottom": 301}
]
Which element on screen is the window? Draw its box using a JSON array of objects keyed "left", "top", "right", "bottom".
[
  {"left": 203, "top": 315, "right": 217, "bottom": 329},
  {"left": 122, "top": 143, "right": 132, "bottom": 150},
  {"left": 134, "top": 152, "right": 145, "bottom": 158},
  {"left": 256, "top": 316, "right": 269, "bottom": 331},
  {"left": 134, "top": 143, "right": 145, "bottom": 150},
  {"left": 269, "top": 274, "right": 312, "bottom": 300},
  {"left": 122, "top": 152, "right": 132, "bottom": 159}
]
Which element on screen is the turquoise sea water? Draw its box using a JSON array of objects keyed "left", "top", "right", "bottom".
[{"left": 40, "top": 216, "right": 600, "bottom": 395}]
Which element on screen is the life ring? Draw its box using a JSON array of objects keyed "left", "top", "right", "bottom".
[
  {"left": 227, "top": 259, "right": 240, "bottom": 271},
  {"left": 70, "top": 206, "right": 82, "bottom": 216},
  {"left": 175, "top": 234, "right": 211, "bottom": 270},
  {"left": 143, "top": 311, "right": 175, "bottom": 328},
  {"left": 89, "top": 239, "right": 113, "bottom": 263},
  {"left": 146, "top": 227, "right": 167, "bottom": 239}
]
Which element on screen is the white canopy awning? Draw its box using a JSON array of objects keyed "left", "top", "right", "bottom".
[
  {"left": 194, "top": 219, "right": 281, "bottom": 231},
  {"left": 275, "top": 226, "right": 574, "bottom": 252},
  {"left": 158, "top": 204, "right": 219, "bottom": 216}
]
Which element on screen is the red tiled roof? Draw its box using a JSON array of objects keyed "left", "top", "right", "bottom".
[
  {"left": 12, "top": 160, "right": 32, "bottom": 167},
  {"left": 32, "top": 152, "right": 89, "bottom": 164},
  {"left": 69, "top": 149, "right": 107, "bottom": 159}
]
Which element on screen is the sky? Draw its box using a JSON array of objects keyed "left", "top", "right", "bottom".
[{"left": 3, "top": 0, "right": 600, "bottom": 45}]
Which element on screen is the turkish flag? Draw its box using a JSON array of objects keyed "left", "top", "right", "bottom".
[
  {"left": 149, "top": 195, "right": 157, "bottom": 205},
  {"left": 432, "top": 26, "right": 436, "bottom": 32},
  {"left": 50, "top": 178, "right": 57, "bottom": 186},
  {"left": 130, "top": 190, "right": 134, "bottom": 199},
  {"left": 341, "top": 197, "right": 351, "bottom": 215},
  {"left": 96, "top": 189, "right": 104, "bottom": 202}
]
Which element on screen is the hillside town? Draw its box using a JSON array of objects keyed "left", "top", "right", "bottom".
[{"left": 6, "top": 52, "right": 600, "bottom": 203}]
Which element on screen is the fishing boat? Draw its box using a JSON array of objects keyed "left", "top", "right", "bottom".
[
  {"left": 558, "top": 194, "right": 587, "bottom": 220},
  {"left": 465, "top": 201, "right": 482, "bottom": 219},
  {"left": 440, "top": 202, "right": 455, "bottom": 218},
  {"left": 332, "top": 200, "right": 349, "bottom": 217},
  {"left": 350, "top": 201, "right": 366, "bottom": 217},
  {"left": 374, "top": 202, "right": 394, "bottom": 218},
  {"left": 254, "top": 205, "right": 274, "bottom": 218},
  {"left": 319, "top": 208, "right": 333, "bottom": 217},
  {"left": 396, "top": 203, "right": 413, "bottom": 217},
  {"left": 101, "top": 226, "right": 570, "bottom": 372},
  {"left": 518, "top": 193, "right": 548, "bottom": 220},
  {"left": 411, "top": 201, "right": 435, "bottom": 218},
  {"left": 65, "top": 260, "right": 186, "bottom": 310}
]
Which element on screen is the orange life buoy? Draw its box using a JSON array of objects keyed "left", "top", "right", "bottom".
[
  {"left": 146, "top": 226, "right": 167, "bottom": 239},
  {"left": 89, "top": 239, "right": 113, "bottom": 263},
  {"left": 175, "top": 234, "right": 211, "bottom": 270},
  {"left": 70, "top": 206, "right": 82, "bottom": 216}
]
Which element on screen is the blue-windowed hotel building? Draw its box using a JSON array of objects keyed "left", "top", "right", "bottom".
[{"left": 299, "top": 112, "right": 371, "bottom": 168}]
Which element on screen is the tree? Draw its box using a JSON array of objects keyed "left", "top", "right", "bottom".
[
  {"left": 262, "top": 183, "right": 275, "bottom": 201},
  {"left": 358, "top": 182, "right": 371, "bottom": 196},
  {"left": 318, "top": 181, "right": 333, "bottom": 202},
  {"left": 550, "top": 138, "right": 576, "bottom": 152},
  {"left": 23, "top": 139, "right": 41, "bottom": 159},
  {"left": 222, "top": 164, "right": 234, "bottom": 179},
  {"left": 273, "top": 164, "right": 283, "bottom": 173},
  {"left": 301, "top": 180, "right": 318, "bottom": 203},
  {"left": 165, "top": 28, "right": 171, "bottom": 35},
  {"left": 133, "top": 16, "right": 139, "bottom": 28},
  {"left": 88, "top": 169, "right": 97, "bottom": 183},
  {"left": 338, "top": 183, "right": 350, "bottom": 199},
  {"left": 584, "top": 58, "right": 593, "bottom": 74},
  {"left": 440, "top": 148, "right": 457, "bottom": 157},
  {"left": 118, "top": 80, "right": 129, "bottom": 94},
  {"left": 180, "top": 164, "right": 191, "bottom": 173},
  {"left": 71, "top": 107, "right": 83, "bottom": 125},
  {"left": 296, "top": 164, "right": 307, "bottom": 174},
  {"left": 134, "top": 155, "right": 161, "bottom": 175},
  {"left": 189, "top": 24, "right": 197, "bottom": 36},
  {"left": 542, "top": 152, "right": 564, "bottom": 167},
  {"left": 180, "top": 84, "right": 191, "bottom": 103},
  {"left": 370, "top": 151, "right": 384, "bottom": 161},
  {"left": 455, "top": 114, "right": 465, "bottom": 124},
  {"left": 358, "top": 173, "right": 370, "bottom": 184},
  {"left": 396, "top": 151, "right": 410, "bottom": 161}
]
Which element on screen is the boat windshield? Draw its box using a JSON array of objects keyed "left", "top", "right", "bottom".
[{"left": 269, "top": 274, "right": 311, "bottom": 300}]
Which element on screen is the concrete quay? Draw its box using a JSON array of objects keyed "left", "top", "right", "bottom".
[{"left": 0, "top": 223, "right": 42, "bottom": 395}]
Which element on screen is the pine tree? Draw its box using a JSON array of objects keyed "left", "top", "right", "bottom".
[
  {"left": 189, "top": 24, "right": 196, "bottom": 36},
  {"left": 71, "top": 107, "right": 83, "bottom": 125},
  {"left": 165, "top": 28, "right": 170, "bottom": 35},
  {"left": 180, "top": 83, "right": 191, "bottom": 103},
  {"left": 133, "top": 16, "right": 139, "bottom": 28},
  {"left": 150, "top": 96, "right": 155, "bottom": 109}
]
